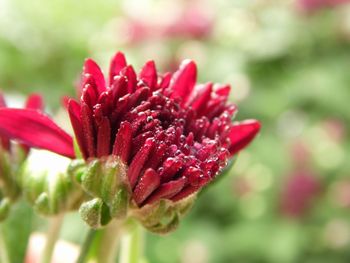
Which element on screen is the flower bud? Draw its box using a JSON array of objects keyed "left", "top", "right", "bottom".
[{"left": 24, "top": 150, "right": 84, "bottom": 216}]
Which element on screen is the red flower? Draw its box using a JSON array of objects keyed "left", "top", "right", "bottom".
[
  {"left": 0, "top": 52, "right": 260, "bottom": 206},
  {"left": 280, "top": 170, "right": 321, "bottom": 218}
]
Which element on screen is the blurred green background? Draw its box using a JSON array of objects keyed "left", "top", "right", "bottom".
[{"left": 1, "top": 0, "right": 350, "bottom": 262}]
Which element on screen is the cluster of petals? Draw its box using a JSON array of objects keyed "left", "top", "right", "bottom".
[{"left": 0, "top": 52, "right": 260, "bottom": 206}]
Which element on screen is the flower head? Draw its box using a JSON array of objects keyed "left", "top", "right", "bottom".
[{"left": 67, "top": 52, "right": 260, "bottom": 206}]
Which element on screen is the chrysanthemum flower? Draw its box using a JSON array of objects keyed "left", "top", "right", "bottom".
[{"left": 0, "top": 52, "right": 260, "bottom": 229}]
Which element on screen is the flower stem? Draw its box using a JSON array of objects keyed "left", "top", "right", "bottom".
[
  {"left": 0, "top": 225, "right": 10, "bottom": 263},
  {"left": 96, "top": 220, "right": 122, "bottom": 263},
  {"left": 75, "top": 228, "right": 97, "bottom": 263},
  {"left": 39, "top": 213, "right": 65, "bottom": 263},
  {"left": 119, "top": 220, "right": 144, "bottom": 263}
]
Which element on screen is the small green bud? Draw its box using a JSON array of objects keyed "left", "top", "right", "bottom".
[{"left": 24, "top": 151, "right": 84, "bottom": 216}]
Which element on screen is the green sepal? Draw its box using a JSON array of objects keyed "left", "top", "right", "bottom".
[
  {"left": 0, "top": 150, "right": 21, "bottom": 201},
  {"left": 73, "top": 138, "right": 83, "bottom": 159},
  {"left": 67, "top": 159, "right": 86, "bottom": 183},
  {"left": 145, "top": 212, "right": 179, "bottom": 235},
  {"left": 0, "top": 197, "right": 10, "bottom": 221},
  {"left": 79, "top": 198, "right": 112, "bottom": 229},
  {"left": 81, "top": 159, "right": 102, "bottom": 196},
  {"left": 132, "top": 195, "right": 196, "bottom": 235},
  {"left": 110, "top": 186, "right": 129, "bottom": 219},
  {"left": 76, "top": 156, "right": 129, "bottom": 221}
]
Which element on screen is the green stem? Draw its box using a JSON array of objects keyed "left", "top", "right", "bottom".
[
  {"left": 119, "top": 220, "right": 144, "bottom": 263},
  {"left": 96, "top": 220, "right": 122, "bottom": 263},
  {"left": 39, "top": 213, "right": 65, "bottom": 263},
  {"left": 0, "top": 224, "right": 10, "bottom": 263},
  {"left": 76, "top": 228, "right": 97, "bottom": 263}
]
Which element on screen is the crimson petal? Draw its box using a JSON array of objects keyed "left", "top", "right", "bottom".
[
  {"left": 113, "top": 121, "right": 132, "bottom": 163},
  {"left": 0, "top": 93, "right": 9, "bottom": 150},
  {"left": 133, "top": 168, "right": 160, "bottom": 205},
  {"left": 81, "top": 103, "right": 96, "bottom": 157},
  {"left": 0, "top": 108, "right": 75, "bottom": 158},
  {"left": 139, "top": 60, "right": 157, "bottom": 89},
  {"left": 228, "top": 120, "right": 261, "bottom": 156},
  {"left": 127, "top": 138, "right": 155, "bottom": 189},
  {"left": 83, "top": 59, "right": 106, "bottom": 94},
  {"left": 171, "top": 185, "right": 200, "bottom": 202},
  {"left": 170, "top": 60, "right": 197, "bottom": 104},
  {"left": 25, "top": 93, "right": 44, "bottom": 110},
  {"left": 96, "top": 116, "right": 111, "bottom": 158},
  {"left": 109, "top": 52, "right": 127, "bottom": 86},
  {"left": 145, "top": 176, "right": 187, "bottom": 204},
  {"left": 68, "top": 99, "right": 88, "bottom": 159}
]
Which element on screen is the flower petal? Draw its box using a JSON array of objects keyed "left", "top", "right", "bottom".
[
  {"left": 96, "top": 116, "right": 111, "bottom": 158},
  {"left": 228, "top": 120, "right": 261, "bottom": 156},
  {"left": 0, "top": 108, "right": 75, "bottom": 158},
  {"left": 159, "top": 72, "right": 172, "bottom": 89},
  {"left": 120, "top": 65, "right": 137, "bottom": 93},
  {"left": 81, "top": 103, "right": 96, "bottom": 157},
  {"left": 68, "top": 99, "right": 88, "bottom": 159},
  {"left": 0, "top": 93, "right": 10, "bottom": 150},
  {"left": 127, "top": 138, "right": 155, "bottom": 189},
  {"left": 25, "top": 93, "right": 44, "bottom": 110},
  {"left": 83, "top": 59, "right": 106, "bottom": 94},
  {"left": 185, "top": 82, "right": 212, "bottom": 115},
  {"left": 139, "top": 60, "right": 157, "bottom": 89},
  {"left": 113, "top": 121, "right": 132, "bottom": 164},
  {"left": 133, "top": 168, "right": 160, "bottom": 206},
  {"left": 171, "top": 185, "right": 200, "bottom": 202},
  {"left": 145, "top": 176, "right": 187, "bottom": 204},
  {"left": 169, "top": 60, "right": 197, "bottom": 104},
  {"left": 109, "top": 52, "right": 127, "bottom": 86}
]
